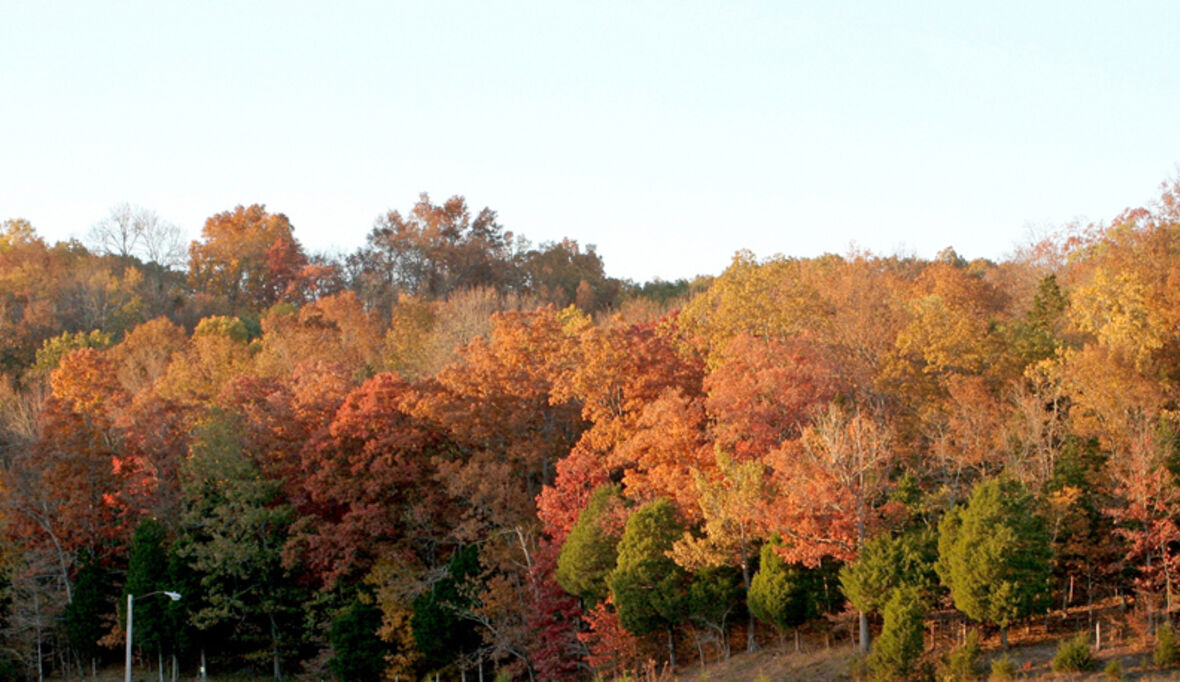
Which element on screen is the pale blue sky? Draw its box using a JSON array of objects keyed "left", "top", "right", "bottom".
[{"left": 2, "top": 1, "right": 1178, "bottom": 282}]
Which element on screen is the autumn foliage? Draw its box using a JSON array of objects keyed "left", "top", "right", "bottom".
[{"left": 4, "top": 182, "right": 1180, "bottom": 679}]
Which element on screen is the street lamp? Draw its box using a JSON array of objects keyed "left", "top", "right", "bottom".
[{"left": 126, "top": 590, "right": 181, "bottom": 682}]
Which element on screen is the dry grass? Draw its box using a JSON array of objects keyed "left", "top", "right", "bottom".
[
  {"left": 38, "top": 602, "right": 1180, "bottom": 681},
  {"left": 671, "top": 641, "right": 1180, "bottom": 681},
  {"left": 44, "top": 666, "right": 278, "bottom": 682},
  {"left": 673, "top": 645, "right": 854, "bottom": 681},
  {"left": 670, "top": 601, "right": 1180, "bottom": 681}
]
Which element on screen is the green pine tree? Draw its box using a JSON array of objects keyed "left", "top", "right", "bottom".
[
  {"left": 867, "top": 585, "right": 926, "bottom": 681},
  {"left": 606, "top": 498, "right": 690, "bottom": 666},
  {"left": 63, "top": 550, "right": 110, "bottom": 674},
  {"left": 124, "top": 519, "right": 171, "bottom": 657},
  {"left": 840, "top": 528, "right": 938, "bottom": 617},
  {"left": 330, "top": 594, "right": 390, "bottom": 681},
  {"left": 747, "top": 536, "right": 812, "bottom": 646},
  {"left": 556, "top": 483, "right": 623, "bottom": 607},
  {"left": 936, "top": 477, "right": 1052, "bottom": 648},
  {"left": 1009, "top": 273, "right": 1068, "bottom": 365},
  {"left": 411, "top": 544, "right": 483, "bottom": 671}
]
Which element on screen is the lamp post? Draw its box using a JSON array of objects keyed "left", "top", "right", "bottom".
[{"left": 126, "top": 590, "right": 181, "bottom": 682}]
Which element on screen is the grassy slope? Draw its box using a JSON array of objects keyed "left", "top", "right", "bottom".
[
  {"left": 672, "top": 606, "right": 1180, "bottom": 682},
  {"left": 674, "top": 636, "right": 1179, "bottom": 681}
]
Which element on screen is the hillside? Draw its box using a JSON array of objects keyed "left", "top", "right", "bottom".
[
  {"left": 8, "top": 181, "right": 1180, "bottom": 680},
  {"left": 674, "top": 630, "right": 1174, "bottom": 681}
]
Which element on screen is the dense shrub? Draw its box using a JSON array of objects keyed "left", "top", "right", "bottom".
[
  {"left": 868, "top": 586, "right": 926, "bottom": 681},
  {"left": 988, "top": 654, "right": 1017, "bottom": 680},
  {"left": 938, "top": 630, "right": 982, "bottom": 681},
  {"left": 1051, "top": 633, "right": 1093, "bottom": 673},
  {"left": 1155, "top": 621, "right": 1179, "bottom": 668}
]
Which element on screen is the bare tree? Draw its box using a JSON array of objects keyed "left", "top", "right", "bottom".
[
  {"left": 2, "top": 552, "right": 67, "bottom": 682},
  {"left": 87, "top": 203, "right": 186, "bottom": 268}
]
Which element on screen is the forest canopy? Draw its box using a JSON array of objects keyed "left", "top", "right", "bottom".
[{"left": 3, "top": 180, "right": 1180, "bottom": 680}]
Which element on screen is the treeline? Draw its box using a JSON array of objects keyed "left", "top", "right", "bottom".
[
  {"left": 1, "top": 180, "right": 1179, "bottom": 680},
  {"left": 0, "top": 195, "right": 701, "bottom": 373}
]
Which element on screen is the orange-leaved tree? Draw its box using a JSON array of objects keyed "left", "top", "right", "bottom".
[
  {"left": 188, "top": 204, "right": 307, "bottom": 315},
  {"left": 765, "top": 404, "right": 893, "bottom": 652}
]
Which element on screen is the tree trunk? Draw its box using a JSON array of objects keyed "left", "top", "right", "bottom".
[
  {"left": 740, "top": 552, "right": 758, "bottom": 652},
  {"left": 1165, "top": 543, "right": 1174, "bottom": 616},
  {"left": 35, "top": 587, "right": 43, "bottom": 682},
  {"left": 1147, "top": 549, "right": 1155, "bottom": 632},
  {"left": 1087, "top": 574, "right": 1095, "bottom": 625},
  {"left": 857, "top": 474, "right": 870, "bottom": 654},
  {"left": 1001, "top": 625, "right": 1009, "bottom": 650},
  {"left": 667, "top": 627, "right": 676, "bottom": 669},
  {"left": 158, "top": 650, "right": 164, "bottom": 682},
  {"left": 269, "top": 613, "right": 282, "bottom": 680},
  {"left": 200, "top": 648, "right": 207, "bottom": 682}
]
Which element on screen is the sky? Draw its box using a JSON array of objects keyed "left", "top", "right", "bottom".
[{"left": 2, "top": 1, "right": 1179, "bottom": 283}]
